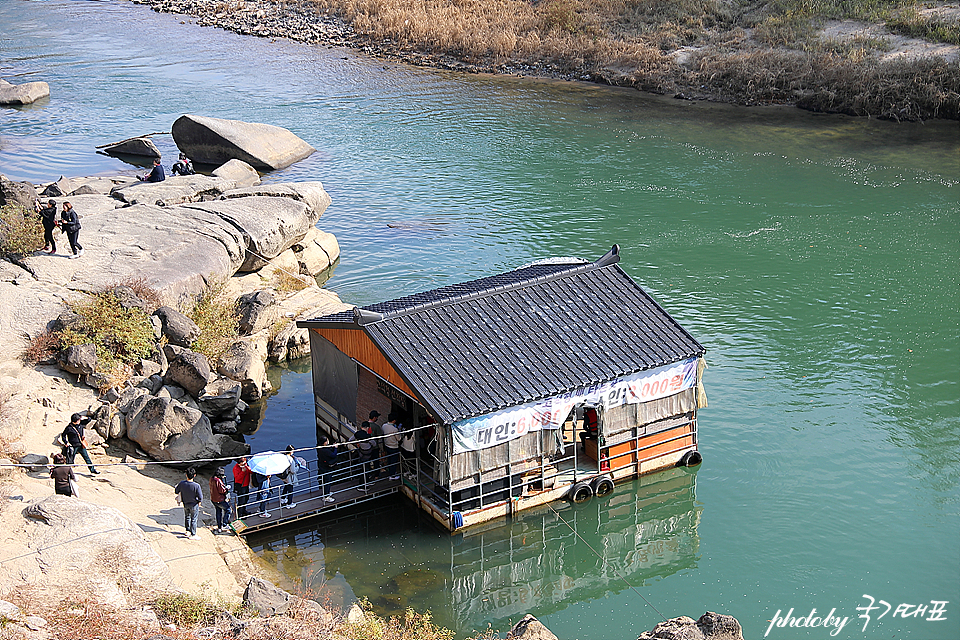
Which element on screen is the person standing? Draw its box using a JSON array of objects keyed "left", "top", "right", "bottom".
[
  {"left": 62, "top": 412, "right": 98, "bottom": 474},
  {"left": 317, "top": 435, "right": 337, "bottom": 503},
  {"left": 382, "top": 414, "right": 401, "bottom": 480},
  {"left": 368, "top": 410, "right": 384, "bottom": 478},
  {"left": 35, "top": 199, "right": 58, "bottom": 254},
  {"left": 232, "top": 456, "right": 251, "bottom": 518},
  {"left": 209, "top": 467, "right": 231, "bottom": 533},
  {"left": 175, "top": 467, "right": 203, "bottom": 539},
  {"left": 140, "top": 157, "right": 165, "bottom": 182},
  {"left": 49, "top": 453, "right": 76, "bottom": 496},
  {"left": 399, "top": 426, "right": 416, "bottom": 477},
  {"left": 252, "top": 471, "right": 272, "bottom": 518},
  {"left": 59, "top": 202, "right": 84, "bottom": 259},
  {"left": 280, "top": 445, "right": 306, "bottom": 508}
]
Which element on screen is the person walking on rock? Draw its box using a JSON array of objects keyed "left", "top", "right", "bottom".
[
  {"left": 62, "top": 412, "right": 98, "bottom": 474},
  {"left": 209, "top": 467, "right": 231, "bottom": 533},
  {"left": 59, "top": 201, "right": 84, "bottom": 259},
  {"left": 35, "top": 199, "right": 58, "bottom": 254},
  {"left": 49, "top": 453, "right": 76, "bottom": 497},
  {"left": 233, "top": 456, "right": 251, "bottom": 518},
  {"left": 175, "top": 467, "right": 203, "bottom": 539},
  {"left": 140, "top": 157, "right": 165, "bottom": 182}
]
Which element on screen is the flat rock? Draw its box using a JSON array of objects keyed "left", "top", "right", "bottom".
[
  {"left": 100, "top": 136, "right": 161, "bottom": 158},
  {"left": 221, "top": 181, "right": 331, "bottom": 219},
  {"left": 293, "top": 226, "right": 340, "bottom": 275},
  {"left": 0, "top": 81, "right": 49, "bottom": 105},
  {"left": 110, "top": 174, "right": 238, "bottom": 206},
  {"left": 172, "top": 114, "right": 315, "bottom": 171}
]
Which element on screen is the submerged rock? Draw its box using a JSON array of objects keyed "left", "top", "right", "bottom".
[{"left": 172, "top": 114, "right": 315, "bottom": 171}]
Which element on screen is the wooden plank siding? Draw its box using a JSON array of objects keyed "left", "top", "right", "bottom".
[
  {"left": 312, "top": 327, "right": 417, "bottom": 397},
  {"left": 638, "top": 423, "right": 694, "bottom": 461}
]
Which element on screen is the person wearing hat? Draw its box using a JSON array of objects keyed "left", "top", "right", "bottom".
[
  {"left": 35, "top": 199, "right": 59, "bottom": 254},
  {"left": 209, "top": 466, "right": 231, "bottom": 533},
  {"left": 171, "top": 152, "right": 195, "bottom": 176}
]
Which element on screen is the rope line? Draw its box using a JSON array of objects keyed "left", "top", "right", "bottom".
[{"left": 545, "top": 501, "right": 668, "bottom": 622}]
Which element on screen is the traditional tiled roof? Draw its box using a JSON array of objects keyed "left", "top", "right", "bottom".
[{"left": 300, "top": 246, "right": 704, "bottom": 424}]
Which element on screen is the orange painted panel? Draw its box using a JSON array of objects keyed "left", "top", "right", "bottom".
[
  {"left": 312, "top": 328, "right": 417, "bottom": 397},
  {"left": 606, "top": 440, "right": 636, "bottom": 470},
  {"left": 638, "top": 424, "right": 694, "bottom": 462}
]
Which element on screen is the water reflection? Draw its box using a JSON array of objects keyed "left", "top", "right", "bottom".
[{"left": 246, "top": 467, "right": 700, "bottom": 634}]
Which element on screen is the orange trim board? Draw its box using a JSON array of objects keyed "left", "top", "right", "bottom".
[{"left": 313, "top": 328, "right": 417, "bottom": 397}]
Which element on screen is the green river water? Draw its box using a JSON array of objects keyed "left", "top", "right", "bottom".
[{"left": 1, "top": 2, "right": 957, "bottom": 638}]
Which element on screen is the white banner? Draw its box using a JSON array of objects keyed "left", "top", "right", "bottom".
[{"left": 452, "top": 357, "right": 698, "bottom": 454}]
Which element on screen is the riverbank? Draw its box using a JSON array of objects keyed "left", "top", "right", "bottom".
[{"left": 133, "top": 0, "right": 960, "bottom": 121}]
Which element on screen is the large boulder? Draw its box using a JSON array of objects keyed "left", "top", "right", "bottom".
[
  {"left": 125, "top": 395, "right": 246, "bottom": 462},
  {"left": 58, "top": 344, "right": 98, "bottom": 376},
  {"left": 20, "top": 496, "right": 174, "bottom": 606},
  {"left": 218, "top": 339, "right": 269, "bottom": 402},
  {"left": 0, "top": 178, "right": 39, "bottom": 209},
  {"left": 221, "top": 182, "right": 331, "bottom": 219},
  {"left": 164, "top": 350, "right": 212, "bottom": 397},
  {"left": 0, "top": 80, "right": 49, "bottom": 105},
  {"left": 212, "top": 159, "right": 260, "bottom": 187},
  {"left": 243, "top": 577, "right": 327, "bottom": 618},
  {"left": 637, "top": 612, "right": 744, "bottom": 640},
  {"left": 293, "top": 227, "right": 340, "bottom": 276},
  {"left": 171, "top": 114, "right": 315, "bottom": 171},
  {"left": 99, "top": 136, "right": 161, "bottom": 158},
  {"left": 236, "top": 289, "right": 279, "bottom": 335},
  {"left": 197, "top": 378, "right": 242, "bottom": 417},
  {"left": 182, "top": 196, "right": 318, "bottom": 272},
  {"left": 153, "top": 306, "right": 201, "bottom": 348}
]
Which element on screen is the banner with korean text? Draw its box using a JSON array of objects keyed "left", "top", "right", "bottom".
[{"left": 452, "top": 357, "right": 698, "bottom": 454}]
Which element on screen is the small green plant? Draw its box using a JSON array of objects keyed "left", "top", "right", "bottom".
[
  {"left": 153, "top": 591, "right": 223, "bottom": 627},
  {"left": 187, "top": 276, "right": 239, "bottom": 363},
  {"left": 0, "top": 202, "right": 44, "bottom": 256}
]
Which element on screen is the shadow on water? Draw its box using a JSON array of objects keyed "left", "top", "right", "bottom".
[{"left": 246, "top": 466, "right": 701, "bottom": 636}]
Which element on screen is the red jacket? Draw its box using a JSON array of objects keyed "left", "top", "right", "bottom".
[
  {"left": 210, "top": 475, "right": 228, "bottom": 503},
  {"left": 233, "top": 462, "right": 251, "bottom": 488}
]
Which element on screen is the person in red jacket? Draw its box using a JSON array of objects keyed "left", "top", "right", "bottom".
[
  {"left": 232, "top": 456, "right": 251, "bottom": 518},
  {"left": 209, "top": 467, "right": 230, "bottom": 533}
]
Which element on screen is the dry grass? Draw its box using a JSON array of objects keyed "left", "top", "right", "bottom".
[
  {"left": 186, "top": 276, "right": 240, "bottom": 363},
  {"left": 21, "top": 329, "right": 62, "bottom": 365},
  {"left": 272, "top": 268, "right": 314, "bottom": 293}
]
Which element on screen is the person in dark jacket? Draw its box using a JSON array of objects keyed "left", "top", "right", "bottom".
[
  {"left": 175, "top": 467, "right": 203, "bottom": 539},
  {"left": 140, "top": 157, "right": 165, "bottom": 182},
  {"left": 50, "top": 453, "right": 76, "bottom": 496},
  {"left": 62, "top": 412, "right": 98, "bottom": 474},
  {"left": 171, "top": 152, "right": 195, "bottom": 176},
  {"left": 317, "top": 435, "right": 337, "bottom": 503},
  {"left": 35, "top": 199, "right": 58, "bottom": 254},
  {"left": 59, "top": 201, "right": 84, "bottom": 259}
]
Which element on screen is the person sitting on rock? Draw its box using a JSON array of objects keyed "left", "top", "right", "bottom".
[
  {"left": 140, "top": 157, "right": 165, "bottom": 182},
  {"left": 171, "top": 152, "right": 195, "bottom": 176}
]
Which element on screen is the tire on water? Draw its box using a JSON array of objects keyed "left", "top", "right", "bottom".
[
  {"left": 569, "top": 481, "right": 593, "bottom": 504},
  {"left": 678, "top": 450, "right": 703, "bottom": 467},
  {"left": 591, "top": 476, "right": 614, "bottom": 497}
]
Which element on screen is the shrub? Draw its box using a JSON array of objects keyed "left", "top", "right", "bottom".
[
  {"left": 153, "top": 591, "right": 225, "bottom": 627},
  {"left": 187, "top": 277, "right": 239, "bottom": 363},
  {"left": 22, "top": 329, "right": 62, "bottom": 365},
  {"left": 340, "top": 603, "right": 456, "bottom": 640},
  {"left": 61, "top": 290, "right": 155, "bottom": 377},
  {"left": 0, "top": 202, "right": 44, "bottom": 256}
]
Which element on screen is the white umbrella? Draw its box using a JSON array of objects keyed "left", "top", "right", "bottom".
[{"left": 247, "top": 452, "right": 291, "bottom": 476}]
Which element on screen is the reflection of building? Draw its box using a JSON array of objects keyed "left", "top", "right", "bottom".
[
  {"left": 447, "top": 467, "right": 701, "bottom": 628},
  {"left": 246, "top": 467, "right": 701, "bottom": 633},
  {"left": 296, "top": 246, "right": 707, "bottom": 532}
]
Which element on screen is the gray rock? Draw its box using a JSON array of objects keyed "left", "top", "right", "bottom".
[
  {"left": 138, "top": 359, "right": 163, "bottom": 378},
  {"left": 508, "top": 615, "right": 558, "bottom": 640},
  {"left": 140, "top": 374, "right": 165, "bottom": 395},
  {"left": 0, "top": 178, "right": 39, "bottom": 209},
  {"left": 212, "top": 159, "right": 260, "bottom": 187},
  {"left": 100, "top": 136, "right": 161, "bottom": 158},
  {"left": 0, "top": 81, "right": 49, "bottom": 105},
  {"left": 162, "top": 343, "right": 186, "bottom": 362},
  {"left": 221, "top": 182, "right": 331, "bottom": 220},
  {"left": 51, "top": 310, "right": 83, "bottom": 333},
  {"left": 110, "top": 174, "right": 238, "bottom": 207},
  {"left": 18, "top": 454, "right": 49, "bottom": 472},
  {"left": 58, "top": 344, "right": 97, "bottom": 376},
  {"left": 22, "top": 496, "right": 174, "bottom": 604},
  {"left": 637, "top": 612, "right": 744, "bottom": 640},
  {"left": 181, "top": 196, "right": 317, "bottom": 272},
  {"left": 236, "top": 289, "right": 279, "bottom": 335},
  {"left": 212, "top": 421, "right": 238, "bottom": 435},
  {"left": 161, "top": 384, "right": 187, "bottom": 400},
  {"left": 41, "top": 177, "right": 74, "bottom": 198},
  {"left": 84, "top": 371, "right": 112, "bottom": 391},
  {"left": 293, "top": 226, "right": 340, "bottom": 276},
  {"left": 164, "top": 350, "right": 211, "bottom": 397},
  {"left": 153, "top": 306, "right": 200, "bottom": 348},
  {"left": 268, "top": 322, "right": 309, "bottom": 363},
  {"left": 101, "top": 386, "right": 121, "bottom": 404},
  {"left": 69, "top": 184, "right": 99, "bottom": 196},
  {"left": 242, "top": 577, "right": 327, "bottom": 618},
  {"left": 172, "top": 114, "right": 315, "bottom": 171},
  {"left": 117, "top": 386, "right": 151, "bottom": 415},
  {"left": 109, "top": 285, "right": 149, "bottom": 313},
  {"left": 92, "top": 403, "right": 125, "bottom": 440},
  {"left": 125, "top": 395, "right": 237, "bottom": 462},
  {"left": 197, "top": 379, "right": 242, "bottom": 417},
  {"left": 217, "top": 339, "right": 268, "bottom": 402}
]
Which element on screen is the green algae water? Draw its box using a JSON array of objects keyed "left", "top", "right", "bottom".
[{"left": 2, "top": 2, "right": 958, "bottom": 638}]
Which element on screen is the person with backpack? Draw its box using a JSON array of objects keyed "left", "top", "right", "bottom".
[
  {"left": 62, "top": 412, "right": 98, "bottom": 474},
  {"left": 280, "top": 445, "right": 306, "bottom": 508},
  {"left": 171, "top": 152, "right": 195, "bottom": 176}
]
